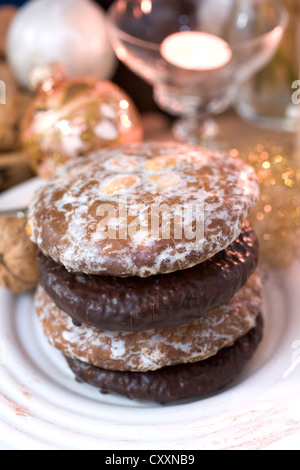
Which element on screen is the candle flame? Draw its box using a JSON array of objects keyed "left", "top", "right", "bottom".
[
  {"left": 161, "top": 32, "right": 232, "bottom": 71},
  {"left": 141, "top": 0, "right": 152, "bottom": 15}
]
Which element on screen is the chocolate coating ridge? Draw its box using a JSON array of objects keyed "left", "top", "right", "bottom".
[
  {"left": 65, "top": 314, "right": 264, "bottom": 404},
  {"left": 38, "top": 221, "right": 258, "bottom": 332}
]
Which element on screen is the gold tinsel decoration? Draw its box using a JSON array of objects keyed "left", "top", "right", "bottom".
[{"left": 230, "top": 143, "right": 300, "bottom": 268}]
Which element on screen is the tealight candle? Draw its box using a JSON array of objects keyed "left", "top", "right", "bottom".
[{"left": 160, "top": 31, "right": 232, "bottom": 71}]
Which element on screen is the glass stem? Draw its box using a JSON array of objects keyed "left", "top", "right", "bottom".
[{"left": 172, "top": 116, "right": 219, "bottom": 145}]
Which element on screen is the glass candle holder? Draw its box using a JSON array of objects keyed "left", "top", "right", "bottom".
[{"left": 108, "top": 0, "right": 288, "bottom": 145}]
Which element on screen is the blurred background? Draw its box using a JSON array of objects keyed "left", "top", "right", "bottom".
[
  {"left": 1, "top": 0, "right": 158, "bottom": 112},
  {"left": 0, "top": 0, "right": 299, "bottom": 187},
  {"left": 0, "top": 0, "right": 161, "bottom": 193}
]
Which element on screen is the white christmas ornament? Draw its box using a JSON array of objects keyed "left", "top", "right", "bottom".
[{"left": 6, "top": 0, "right": 117, "bottom": 90}]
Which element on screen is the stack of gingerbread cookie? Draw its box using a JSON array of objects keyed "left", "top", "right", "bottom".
[{"left": 27, "top": 141, "right": 263, "bottom": 404}]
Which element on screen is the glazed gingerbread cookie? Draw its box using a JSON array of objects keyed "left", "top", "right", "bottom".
[
  {"left": 27, "top": 142, "right": 259, "bottom": 278},
  {"left": 65, "top": 315, "right": 263, "bottom": 404},
  {"left": 34, "top": 272, "right": 262, "bottom": 372}
]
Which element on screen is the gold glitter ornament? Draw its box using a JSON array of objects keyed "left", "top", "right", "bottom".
[
  {"left": 232, "top": 144, "right": 300, "bottom": 268},
  {"left": 21, "top": 65, "right": 143, "bottom": 179}
]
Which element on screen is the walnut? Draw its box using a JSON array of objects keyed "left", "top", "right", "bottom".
[{"left": 0, "top": 216, "right": 38, "bottom": 293}]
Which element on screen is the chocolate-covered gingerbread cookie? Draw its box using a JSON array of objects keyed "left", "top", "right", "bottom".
[
  {"left": 37, "top": 221, "right": 258, "bottom": 331},
  {"left": 34, "top": 272, "right": 262, "bottom": 372},
  {"left": 65, "top": 314, "right": 263, "bottom": 404},
  {"left": 28, "top": 140, "right": 263, "bottom": 405}
]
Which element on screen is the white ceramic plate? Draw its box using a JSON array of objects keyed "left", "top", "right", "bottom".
[
  {"left": 0, "top": 177, "right": 45, "bottom": 213},
  {"left": 0, "top": 181, "right": 299, "bottom": 450}
]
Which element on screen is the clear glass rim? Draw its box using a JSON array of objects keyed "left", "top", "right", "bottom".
[{"left": 108, "top": 0, "right": 289, "bottom": 51}]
